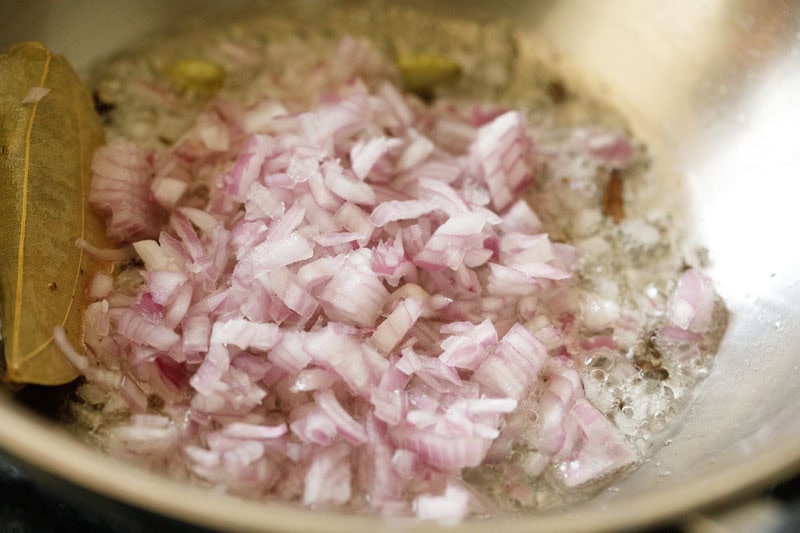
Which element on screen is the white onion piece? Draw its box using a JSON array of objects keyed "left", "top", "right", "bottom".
[
  {"left": 667, "top": 268, "right": 717, "bottom": 333},
  {"left": 53, "top": 326, "right": 123, "bottom": 389},
  {"left": 469, "top": 111, "right": 534, "bottom": 211},
  {"left": 303, "top": 443, "right": 352, "bottom": 506},
  {"left": 87, "top": 273, "right": 114, "bottom": 300},
  {"left": 89, "top": 138, "right": 162, "bottom": 242},
  {"left": 210, "top": 319, "right": 282, "bottom": 351},
  {"left": 76, "top": 239, "right": 135, "bottom": 263},
  {"left": 222, "top": 422, "right": 288, "bottom": 440},
  {"left": 22, "top": 86, "right": 50, "bottom": 103},
  {"left": 414, "top": 483, "right": 471, "bottom": 523},
  {"left": 370, "top": 298, "right": 423, "bottom": 354},
  {"left": 350, "top": 136, "right": 403, "bottom": 180},
  {"left": 559, "top": 399, "right": 638, "bottom": 488}
]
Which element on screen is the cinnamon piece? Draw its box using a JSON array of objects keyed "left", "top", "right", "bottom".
[{"left": 603, "top": 169, "right": 624, "bottom": 223}]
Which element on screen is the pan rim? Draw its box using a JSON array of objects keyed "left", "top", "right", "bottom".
[{"left": 0, "top": 396, "right": 798, "bottom": 532}]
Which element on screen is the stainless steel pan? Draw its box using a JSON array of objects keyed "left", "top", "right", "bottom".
[{"left": 1, "top": 1, "right": 799, "bottom": 530}]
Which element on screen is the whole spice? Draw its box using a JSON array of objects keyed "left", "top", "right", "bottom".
[{"left": 0, "top": 42, "right": 108, "bottom": 385}]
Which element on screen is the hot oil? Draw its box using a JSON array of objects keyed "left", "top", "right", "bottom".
[
  {"left": 79, "top": 1, "right": 727, "bottom": 515},
  {"left": 465, "top": 124, "right": 728, "bottom": 510}
]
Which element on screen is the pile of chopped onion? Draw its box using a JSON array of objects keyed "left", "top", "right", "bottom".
[{"left": 58, "top": 35, "right": 722, "bottom": 522}]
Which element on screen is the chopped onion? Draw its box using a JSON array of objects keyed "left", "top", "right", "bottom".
[
  {"left": 22, "top": 86, "right": 50, "bottom": 104},
  {"left": 62, "top": 31, "right": 723, "bottom": 523}
]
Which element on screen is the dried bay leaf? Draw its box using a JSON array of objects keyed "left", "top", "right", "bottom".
[{"left": 0, "top": 42, "right": 108, "bottom": 385}]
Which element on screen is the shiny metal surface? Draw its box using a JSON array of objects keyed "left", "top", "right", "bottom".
[{"left": 2, "top": 1, "right": 800, "bottom": 530}]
